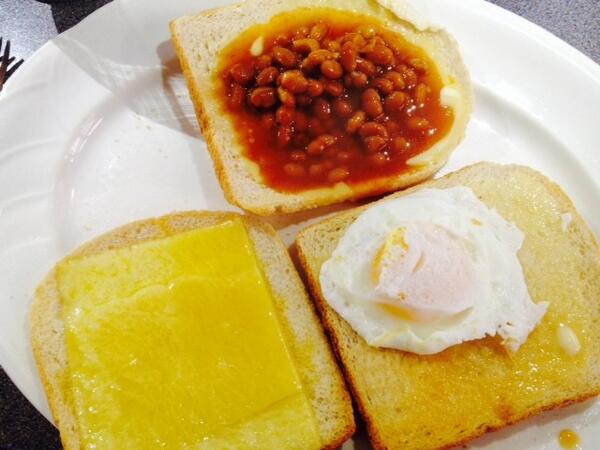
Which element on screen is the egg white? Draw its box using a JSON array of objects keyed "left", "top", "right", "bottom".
[{"left": 319, "top": 186, "right": 548, "bottom": 354}]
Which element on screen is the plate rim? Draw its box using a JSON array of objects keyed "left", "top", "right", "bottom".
[{"left": 1, "top": 0, "right": 599, "bottom": 440}]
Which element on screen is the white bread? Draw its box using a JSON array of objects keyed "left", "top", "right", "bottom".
[
  {"left": 30, "top": 211, "right": 355, "bottom": 449},
  {"left": 169, "top": 0, "right": 472, "bottom": 215},
  {"left": 295, "top": 162, "right": 600, "bottom": 449}
]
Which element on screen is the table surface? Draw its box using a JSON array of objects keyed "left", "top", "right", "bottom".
[{"left": 1, "top": 0, "right": 599, "bottom": 448}]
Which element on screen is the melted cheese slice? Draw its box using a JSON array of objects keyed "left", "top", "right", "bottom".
[{"left": 57, "top": 219, "right": 320, "bottom": 449}]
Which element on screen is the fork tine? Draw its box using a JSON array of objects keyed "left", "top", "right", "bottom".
[
  {"left": 0, "top": 40, "right": 6, "bottom": 86},
  {"left": 1, "top": 40, "right": 9, "bottom": 66},
  {"left": 8, "top": 56, "right": 15, "bottom": 64},
  {"left": 6, "top": 59, "right": 24, "bottom": 79}
]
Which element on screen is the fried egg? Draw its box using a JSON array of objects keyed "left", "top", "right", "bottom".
[{"left": 319, "top": 187, "right": 548, "bottom": 354}]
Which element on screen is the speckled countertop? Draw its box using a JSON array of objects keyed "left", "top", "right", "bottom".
[{"left": 0, "top": 1, "right": 598, "bottom": 449}]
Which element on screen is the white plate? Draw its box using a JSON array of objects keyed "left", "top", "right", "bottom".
[{"left": 1, "top": 0, "right": 599, "bottom": 448}]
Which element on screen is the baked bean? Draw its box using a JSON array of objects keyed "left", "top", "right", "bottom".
[
  {"left": 346, "top": 110, "right": 367, "bottom": 134},
  {"left": 308, "top": 117, "right": 326, "bottom": 137},
  {"left": 309, "top": 163, "right": 325, "bottom": 176},
  {"left": 343, "top": 73, "right": 353, "bottom": 87},
  {"left": 230, "top": 62, "right": 254, "bottom": 85},
  {"left": 336, "top": 150, "right": 352, "bottom": 162},
  {"left": 272, "top": 46, "right": 297, "bottom": 68},
  {"left": 362, "top": 88, "right": 383, "bottom": 118},
  {"left": 277, "top": 87, "right": 296, "bottom": 107},
  {"left": 290, "top": 150, "right": 307, "bottom": 162},
  {"left": 384, "top": 91, "right": 408, "bottom": 114},
  {"left": 360, "top": 42, "right": 374, "bottom": 54},
  {"left": 256, "top": 66, "right": 279, "bottom": 86},
  {"left": 341, "top": 32, "right": 365, "bottom": 47},
  {"left": 341, "top": 42, "right": 358, "bottom": 72},
  {"left": 293, "top": 26, "right": 310, "bottom": 39},
  {"left": 397, "top": 64, "right": 418, "bottom": 87},
  {"left": 295, "top": 111, "right": 308, "bottom": 131},
  {"left": 249, "top": 87, "right": 277, "bottom": 107},
  {"left": 325, "top": 40, "right": 342, "bottom": 53},
  {"left": 229, "top": 84, "right": 246, "bottom": 107},
  {"left": 310, "top": 22, "right": 329, "bottom": 41},
  {"left": 372, "top": 77, "right": 394, "bottom": 95},
  {"left": 391, "top": 136, "right": 409, "bottom": 153},
  {"left": 292, "top": 38, "right": 320, "bottom": 54},
  {"left": 406, "top": 117, "right": 430, "bottom": 130},
  {"left": 384, "top": 71, "right": 405, "bottom": 90},
  {"left": 364, "top": 136, "right": 387, "bottom": 153},
  {"left": 359, "top": 121, "right": 388, "bottom": 139},
  {"left": 307, "top": 134, "right": 336, "bottom": 155},
  {"left": 371, "top": 36, "right": 387, "bottom": 47},
  {"left": 277, "top": 126, "right": 293, "bottom": 147},
  {"left": 362, "top": 36, "right": 387, "bottom": 54},
  {"left": 261, "top": 112, "right": 275, "bottom": 129},
  {"left": 409, "top": 57, "right": 428, "bottom": 73},
  {"left": 321, "top": 60, "right": 343, "bottom": 79},
  {"left": 273, "top": 32, "right": 291, "bottom": 46},
  {"left": 327, "top": 167, "right": 350, "bottom": 182},
  {"left": 304, "top": 49, "right": 335, "bottom": 71},
  {"left": 384, "top": 120, "right": 401, "bottom": 135},
  {"left": 255, "top": 54, "right": 273, "bottom": 71},
  {"left": 356, "top": 58, "right": 376, "bottom": 77},
  {"left": 368, "top": 152, "right": 389, "bottom": 166},
  {"left": 357, "top": 25, "right": 376, "bottom": 39},
  {"left": 312, "top": 98, "right": 332, "bottom": 121},
  {"left": 306, "top": 79, "right": 325, "bottom": 97},
  {"left": 279, "top": 70, "right": 309, "bottom": 93},
  {"left": 276, "top": 106, "right": 296, "bottom": 126},
  {"left": 299, "top": 58, "right": 312, "bottom": 73},
  {"left": 333, "top": 98, "right": 353, "bottom": 118},
  {"left": 308, "top": 48, "right": 334, "bottom": 66},
  {"left": 284, "top": 162, "right": 305, "bottom": 176},
  {"left": 350, "top": 71, "right": 369, "bottom": 88},
  {"left": 325, "top": 80, "right": 344, "bottom": 97},
  {"left": 414, "top": 83, "right": 430, "bottom": 105},
  {"left": 366, "top": 45, "right": 394, "bottom": 66},
  {"left": 296, "top": 94, "right": 313, "bottom": 106}
]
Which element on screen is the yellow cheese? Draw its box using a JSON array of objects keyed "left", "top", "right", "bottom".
[{"left": 57, "top": 218, "right": 320, "bottom": 449}]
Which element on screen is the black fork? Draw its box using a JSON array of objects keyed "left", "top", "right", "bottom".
[{"left": 0, "top": 38, "right": 25, "bottom": 92}]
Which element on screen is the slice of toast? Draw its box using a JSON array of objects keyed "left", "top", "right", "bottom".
[
  {"left": 169, "top": 0, "right": 472, "bottom": 215},
  {"left": 30, "top": 211, "right": 354, "bottom": 449},
  {"left": 295, "top": 162, "right": 600, "bottom": 449}
]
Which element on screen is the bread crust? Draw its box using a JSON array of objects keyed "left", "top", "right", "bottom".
[
  {"left": 169, "top": 0, "right": 473, "bottom": 215},
  {"left": 30, "top": 211, "right": 355, "bottom": 449},
  {"left": 295, "top": 162, "right": 600, "bottom": 450}
]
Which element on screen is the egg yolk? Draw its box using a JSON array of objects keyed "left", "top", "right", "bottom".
[{"left": 372, "top": 224, "right": 477, "bottom": 322}]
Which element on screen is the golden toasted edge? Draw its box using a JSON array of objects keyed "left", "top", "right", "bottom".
[
  {"left": 31, "top": 272, "right": 79, "bottom": 450},
  {"left": 30, "top": 211, "right": 355, "bottom": 449},
  {"left": 297, "top": 237, "right": 389, "bottom": 449},
  {"left": 295, "top": 162, "right": 600, "bottom": 449},
  {"left": 169, "top": 0, "right": 472, "bottom": 216}
]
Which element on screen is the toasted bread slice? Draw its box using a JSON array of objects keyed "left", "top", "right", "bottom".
[
  {"left": 169, "top": 0, "right": 472, "bottom": 215},
  {"left": 295, "top": 163, "right": 600, "bottom": 449},
  {"left": 30, "top": 211, "right": 354, "bottom": 450}
]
